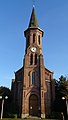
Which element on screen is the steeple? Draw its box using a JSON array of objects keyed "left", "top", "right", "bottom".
[
  {"left": 28, "top": 7, "right": 38, "bottom": 28},
  {"left": 24, "top": 7, "right": 44, "bottom": 37}
]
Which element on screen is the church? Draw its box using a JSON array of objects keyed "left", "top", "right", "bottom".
[{"left": 11, "top": 7, "right": 55, "bottom": 118}]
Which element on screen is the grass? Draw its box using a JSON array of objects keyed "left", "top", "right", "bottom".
[{"left": 0, "top": 118, "right": 58, "bottom": 120}]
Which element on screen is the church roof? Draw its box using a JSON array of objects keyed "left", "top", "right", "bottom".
[
  {"left": 15, "top": 67, "right": 23, "bottom": 74},
  {"left": 28, "top": 7, "right": 38, "bottom": 28},
  {"left": 45, "top": 67, "right": 54, "bottom": 74}
]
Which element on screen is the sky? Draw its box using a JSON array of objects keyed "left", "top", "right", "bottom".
[{"left": 0, "top": 0, "right": 68, "bottom": 89}]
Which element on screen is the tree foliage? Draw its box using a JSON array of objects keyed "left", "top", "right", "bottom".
[
  {"left": 54, "top": 75, "right": 68, "bottom": 119},
  {"left": 0, "top": 86, "right": 11, "bottom": 98},
  {"left": 55, "top": 75, "right": 68, "bottom": 99},
  {"left": 0, "top": 86, "right": 17, "bottom": 118}
]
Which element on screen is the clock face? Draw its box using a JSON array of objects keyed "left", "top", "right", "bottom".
[{"left": 31, "top": 47, "right": 36, "bottom": 52}]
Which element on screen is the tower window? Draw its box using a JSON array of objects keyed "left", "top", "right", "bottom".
[
  {"left": 32, "top": 72, "right": 36, "bottom": 85},
  {"left": 27, "top": 35, "right": 30, "bottom": 47},
  {"left": 29, "top": 72, "right": 31, "bottom": 87},
  {"left": 38, "top": 35, "right": 40, "bottom": 44},
  {"left": 30, "top": 54, "right": 33, "bottom": 65},
  {"left": 35, "top": 54, "right": 37, "bottom": 65},
  {"left": 33, "top": 34, "right": 36, "bottom": 43},
  {"left": 27, "top": 35, "right": 30, "bottom": 46}
]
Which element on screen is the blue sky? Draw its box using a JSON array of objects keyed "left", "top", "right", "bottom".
[{"left": 0, "top": 0, "right": 68, "bottom": 88}]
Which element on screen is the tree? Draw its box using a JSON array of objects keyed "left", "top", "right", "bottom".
[
  {"left": 54, "top": 75, "right": 68, "bottom": 120},
  {"left": 55, "top": 75, "right": 68, "bottom": 99},
  {"left": 0, "top": 86, "right": 18, "bottom": 118},
  {"left": 0, "top": 86, "right": 13, "bottom": 117},
  {"left": 0, "top": 86, "right": 11, "bottom": 97}
]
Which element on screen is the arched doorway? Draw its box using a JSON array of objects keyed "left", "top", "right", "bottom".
[{"left": 29, "top": 94, "right": 38, "bottom": 116}]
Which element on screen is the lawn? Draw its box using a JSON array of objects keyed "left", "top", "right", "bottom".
[{"left": 0, "top": 118, "right": 58, "bottom": 120}]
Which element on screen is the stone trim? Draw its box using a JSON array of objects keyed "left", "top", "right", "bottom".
[
  {"left": 21, "top": 114, "right": 29, "bottom": 118},
  {"left": 41, "top": 114, "right": 45, "bottom": 118}
]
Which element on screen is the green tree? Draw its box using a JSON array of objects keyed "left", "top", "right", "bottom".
[
  {"left": 0, "top": 86, "right": 11, "bottom": 97},
  {"left": 0, "top": 86, "right": 13, "bottom": 117},
  {"left": 54, "top": 75, "right": 68, "bottom": 119},
  {"left": 0, "top": 86, "right": 11, "bottom": 116},
  {"left": 55, "top": 75, "right": 68, "bottom": 99},
  {"left": 0, "top": 86, "right": 18, "bottom": 118}
]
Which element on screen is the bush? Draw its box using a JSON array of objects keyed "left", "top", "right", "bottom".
[{"left": 46, "top": 111, "right": 61, "bottom": 119}]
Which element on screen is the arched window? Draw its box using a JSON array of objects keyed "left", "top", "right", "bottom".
[
  {"left": 28, "top": 35, "right": 30, "bottom": 45},
  {"left": 38, "top": 35, "right": 40, "bottom": 45},
  {"left": 35, "top": 54, "right": 37, "bottom": 65},
  {"left": 33, "top": 34, "right": 36, "bottom": 43},
  {"left": 32, "top": 72, "right": 36, "bottom": 85},
  {"left": 27, "top": 35, "right": 30, "bottom": 46},
  {"left": 30, "top": 54, "right": 33, "bottom": 65},
  {"left": 29, "top": 77, "right": 30, "bottom": 87}
]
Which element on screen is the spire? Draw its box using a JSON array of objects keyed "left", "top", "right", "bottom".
[{"left": 28, "top": 7, "right": 38, "bottom": 28}]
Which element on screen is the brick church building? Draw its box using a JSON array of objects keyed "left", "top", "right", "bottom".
[{"left": 11, "top": 7, "right": 55, "bottom": 118}]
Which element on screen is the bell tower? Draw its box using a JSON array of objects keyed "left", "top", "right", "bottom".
[
  {"left": 21, "top": 7, "right": 46, "bottom": 118},
  {"left": 24, "top": 7, "right": 44, "bottom": 64}
]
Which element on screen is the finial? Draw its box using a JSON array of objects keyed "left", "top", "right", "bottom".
[{"left": 33, "top": 5, "right": 35, "bottom": 8}]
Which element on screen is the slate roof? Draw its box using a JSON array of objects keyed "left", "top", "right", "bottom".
[{"left": 28, "top": 7, "right": 38, "bottom": 28}]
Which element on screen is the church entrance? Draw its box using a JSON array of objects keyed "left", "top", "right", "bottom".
[{"left": 29, "top": 94, "right": 38, "bottom": 116}]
